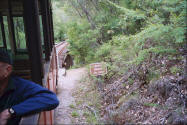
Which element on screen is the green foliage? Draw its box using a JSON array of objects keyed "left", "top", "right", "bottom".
[
  {"left": 0, "top": 16, "right": 26, "bottom": 50},
  {"left": 0, "top": 26, "right": 3, "bottom": 47},
  {"left": 71, "top": 111, "right": 79, "bottom": 117},
  {"left": 14, "top": 17, "right": 26, "bottom": 49},
  {"left": 53, "top": 1, "right": 68, "bottom": 42},
  {"left": 53, "top": 0, "right": 186, "bottom": 77},
  {"left": 86, "top": 113, "right": 97, "bottom": 124},
  {"left": 3, "top": 17, "right": 11, "bottom": 49},
  {"left": 144, "top": 103, "right": 160, "bottom": 107},
  {"left": 146, "top": 70, "right": 161, "bottom": 83},
  {"left": 170, "top": 66, "right": 182, "bottom": 74},
  {"left": 95, "top": 43, "right": 112, "bottom": 61},
  {"left": 111, "top": 23, "right": 182, "bottom": 65},
  {"left": 54, "top": 24, "right": 66, "bottom": 42},
  {"left": 52, "top": 1, "right": 186, "bottom": 123},
  {"left": 67, "top": 21, "right": 99, "bottom": 64},
  {"left": 104, "top": 0, "right": 146, "bottom": 20},
  {"left": 69, "top": 104, "right": 75, "bottom": 109},
  {"left": 134, "top": 47, "right": 177, "bottom": 65}
]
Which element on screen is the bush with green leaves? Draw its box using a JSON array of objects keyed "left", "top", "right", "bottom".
[
  {"left": 53, "top": 0, "right": 186, "bottom": 77},
  {"left": 67, "top": 21, "right": 100, "bottom": 64}
]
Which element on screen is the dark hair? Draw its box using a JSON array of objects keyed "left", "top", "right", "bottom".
[{"left": 0, "top": 48, "right": 13, "bottom": 65}]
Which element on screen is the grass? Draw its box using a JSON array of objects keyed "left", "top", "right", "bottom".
[
  {"left": 69, "top": 104, "right": 75, "bottom": 109},
  {"left": 71, "top": 111, "right": 79, "bottom": 117},
  {"left": 128, "top": 78, "right": 134, "bottom": 85},
  {"left": 83, "top": 111, "right": 97, "bottom": 124},
  {"left": 170, "top": 66, "right": 181, "bottom": 74},
  {"left": 75, "top": 100, "right": 83, "bottom": 106},
  {"left": 72, "top": 73, "right": 102, "bottom": 123},
  {"left": 83, "top": 111, "right": 90, "bottom": 117},
  {"left": 117, "top": 92, "right": 138, "bottom": 107},
  {"left": 144, "top": 103, "right": 160, "bottom": 107},
  {"left": 86, "top": 113, "right": 97, "bottom": 124}
]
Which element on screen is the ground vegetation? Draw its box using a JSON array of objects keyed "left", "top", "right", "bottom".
[{"left": 53, "top": 0, "right": 187, "bottom": 124}]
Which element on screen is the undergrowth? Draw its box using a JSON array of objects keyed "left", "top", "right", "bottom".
[
  {"left": 72, "top": 72, "right": 103, "bottom": 124},
  {"left": 54, "top": 0, "right": 187, "bottom": 124}
]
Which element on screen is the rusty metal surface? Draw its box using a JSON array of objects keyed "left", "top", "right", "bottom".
[
  {"left": 38, "top": 41, "right": 70, "bottom": 125},
  {"left": 55, "top": 41, "right": 69, "bottom": 68},
  {"left": 39, "top": 47, "right": 58, "bottom": 125}
]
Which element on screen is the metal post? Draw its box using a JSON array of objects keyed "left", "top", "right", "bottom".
[
  {"left": 41, "top": 0, "right": 51, "bottom": 61},
  {"left": 8, "top": 0, "right": 17, "bottom": 54},
  {"left": 23, "top": 0, "right": 43, "bottom": 84},
  {"left": 49, "top": 6, "right": 55, "bottom": 45},
  {"left": 47, "top": 0, "right": 53, "bottom": 51},
  {"left": 0, "top": 15, "right": 7, "bottom": 48}
]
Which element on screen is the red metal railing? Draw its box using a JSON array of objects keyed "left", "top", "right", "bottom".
[
  {"left": 56, "top": 41, "right": 69, "bottom": 68},
  {"left": 37, "top": 42, "right": 69, "bottom": 125},
  {"left": 38, "top": 47, "right": 58, "bottom": 125}
]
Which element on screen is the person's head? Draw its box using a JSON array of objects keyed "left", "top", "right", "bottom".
[{"left": 0, "top": 49, "right": 13, "bottom": 81}]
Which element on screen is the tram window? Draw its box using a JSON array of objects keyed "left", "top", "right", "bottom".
[
  {"left": 39, "top": 15, "right": 46, "bottom": 59},
  {"left": 3, "top": 16, "right": 11, "bottom": 49},
  {"left": 0, "top": 25, "right": 3, "bottom": 47},
  {"left": 13, "top": 17, "right": 27, "bottom": 52},
  {"left": 39, "top": 15, "right": 44, "bottom": 47},
  {"left": 0, "top": 16, "right": 11, "bottom": 49}
]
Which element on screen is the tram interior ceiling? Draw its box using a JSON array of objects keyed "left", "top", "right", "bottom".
[{"left": 0, "top": 0, "right": 55, "bottom": 85}]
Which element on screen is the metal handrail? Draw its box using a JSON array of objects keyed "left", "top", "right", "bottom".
[{"left": 19, "top": 114, "right": 39, "bottom": 125}]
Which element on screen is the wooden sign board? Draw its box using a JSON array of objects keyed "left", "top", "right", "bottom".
[{"left": 90, "top": 62, "right": 107, "bottom": 76}]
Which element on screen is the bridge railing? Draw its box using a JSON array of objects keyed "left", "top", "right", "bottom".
[{"left": 38, "top": 46, "right": 58, "bottom": 125}]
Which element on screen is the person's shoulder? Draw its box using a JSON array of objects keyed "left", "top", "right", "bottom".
[
  {"left": 11, "top": 76, "right": 37, "bottom": 86},
  {"left": 12, "top": 76, "right": 30, "bottom": 82}
]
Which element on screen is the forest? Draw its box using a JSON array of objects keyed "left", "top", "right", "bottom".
[
  {"left": 52, "top": 0, "right": 187, "bottom": 124},
  {"left": 0, "top": 0, "right": 186, "bottom": 124}
]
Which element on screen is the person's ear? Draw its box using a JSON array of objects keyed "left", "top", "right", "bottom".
[
  {"left": 7, "top": 65, "right": 12, "bottom": 73},
  {"left": 5, "top": 65, "right": 12, "bottom": 77}
]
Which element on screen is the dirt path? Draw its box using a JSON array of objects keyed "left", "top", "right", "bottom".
[{"left": 55, "top": 68, "right": 87, "bottom": 124}]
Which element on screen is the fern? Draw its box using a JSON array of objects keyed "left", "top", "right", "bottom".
[{"left": 103, "top": 0, "right": 146, "bottom": 20}]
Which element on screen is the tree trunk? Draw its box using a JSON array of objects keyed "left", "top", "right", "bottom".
[
  {"left": 90, "top": 0, "right": 100, "bottom": 12},
  {"left": 77, "top": 0, "right": 96, "bottom": 29},
  {"left": 70, "top": 0, "right": 83, "bottom": 18}
]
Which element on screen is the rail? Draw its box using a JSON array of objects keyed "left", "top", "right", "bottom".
[
  {"left": 56, "top": 41, "right": 69, "bottom": 68},
  {"left": 38, "top": 46, "right": 58, "bottom": 125}
]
